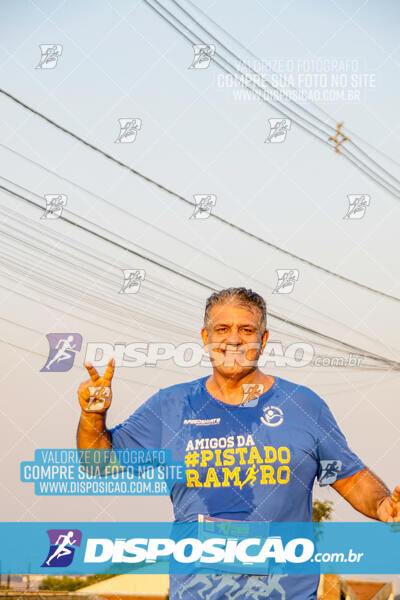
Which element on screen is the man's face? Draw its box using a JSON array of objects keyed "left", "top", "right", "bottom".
[{"left": 201, "top": 302, "right": 269, "bottom": 378}]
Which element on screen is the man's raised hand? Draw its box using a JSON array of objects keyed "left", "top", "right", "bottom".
[
  {"left": 78, "top": 358, "right": 115, "bottom": 414},
  {"left": 377, "top": 485, "right": 400, "bottom": 522}
]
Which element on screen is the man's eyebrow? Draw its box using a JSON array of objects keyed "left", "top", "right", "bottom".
[{"left": 212, "top": 322, "right": 256, "bottom": 327}]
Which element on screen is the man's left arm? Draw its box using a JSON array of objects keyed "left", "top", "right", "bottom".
[{"left": 332, "top": 467, "right": 400, "bottom": 521}]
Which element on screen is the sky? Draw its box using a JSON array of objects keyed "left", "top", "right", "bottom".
[{"left": 0, "top": 0, "right": 400, "bottom": 589}]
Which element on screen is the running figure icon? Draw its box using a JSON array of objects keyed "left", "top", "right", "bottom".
[
  {"left": 45, "top": 531, "right": 77, "bottom": 566},
  {"left": 45, "top": 335, "right": 77, "bottom": 370}
]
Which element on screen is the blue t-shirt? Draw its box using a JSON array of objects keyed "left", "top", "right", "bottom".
[{"left": 110, "top": 375, "right": 364, "bottom": 599}]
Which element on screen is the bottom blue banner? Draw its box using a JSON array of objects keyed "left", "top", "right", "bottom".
[{"left": 0, "top": 522, "right": 399, "bottom": 575}]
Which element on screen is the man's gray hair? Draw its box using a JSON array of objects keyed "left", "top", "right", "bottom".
[{"left": 204, "top": 287, "right": 267, "bottom": 333}]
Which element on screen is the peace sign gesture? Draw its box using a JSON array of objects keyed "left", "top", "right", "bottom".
[{"left": 78, "top": 359, "right": 115, "bottom": 414}]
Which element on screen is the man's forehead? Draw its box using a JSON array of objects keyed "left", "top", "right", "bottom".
[{"left": 208, "top": 303, "right": 260, "bottom": 323}]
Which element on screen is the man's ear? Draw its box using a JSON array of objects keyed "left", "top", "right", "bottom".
[
  {"left": 260, "top": 329, "right": 269, "bottom": 354},
  {"left": 201, "top": 327, "right": 209, "bottom": 349}
]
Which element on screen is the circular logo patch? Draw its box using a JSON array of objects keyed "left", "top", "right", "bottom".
[{"left": 261, "top": 405, "right": 284, "bottom": 427}]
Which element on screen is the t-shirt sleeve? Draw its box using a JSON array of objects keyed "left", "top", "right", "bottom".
[
  {"left": 109, "top": 391, "right": 163, "bottom": 450},
  {"left": 316, "top": 399, "right": 365, "bottom": 486}
]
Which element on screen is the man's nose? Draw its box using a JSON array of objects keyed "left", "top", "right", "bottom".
[{"left": 225, "top": 329, "right": 242, "bottom": 345}]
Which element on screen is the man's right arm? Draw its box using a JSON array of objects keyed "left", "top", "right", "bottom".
[{"left": 77, "top": 412, "right": 111, "bottom": 449}]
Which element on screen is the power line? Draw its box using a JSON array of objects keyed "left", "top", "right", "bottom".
[
  {"left": 183, "top": 0, "right": 400, "bottom": 174},
  {"left": 0, "top": 198, "right": 204, "bottom": 311},
  {"left": 0, "top": 219, "right": 202, "bottom": 337},
  {"left": 1, "top": 90, "right": 400, "bottom": 303},
  {"left": 0, "top": 222, "right": 396, "bottom": 372},
  {"left": 0, "top": 142, "right": 287, "bottom": 298},
  {"left": 0, "top": 244, "right": 205, "bottom": 378},
  {"left": 2, "top": 182, "right": 399, "bottom": 369},
  {"left": 0, "top": 182, "right": 215, "bottom": 293},
  {"left": 0, "top": 208, "right": 205, "bottom": 338},
  {"left": 2, "top": 148, "right": 397, "bottom": 362},
  {"left": 1, "top": 206, "right": 381, "bottom": 359},
  {"left": 2, "top": 145, "right": 397, "bottom": 359},
  {"left": 0, "top": 254, "right": 396, "bottom": 373},
  {"left": 143, "top": 0, "right": 400, "bottom": 201},
  {"left": 0, "top": 246, "right": 196, "bottom": 339},
  {"left": 171, "top": 0, "right": 336, "bottom": 138},
  {"left": 0, "top": 175, "right": 217, "bottom": 291},
  {"left": 175, "top": 0, "right": 400, "bottom": 191}
]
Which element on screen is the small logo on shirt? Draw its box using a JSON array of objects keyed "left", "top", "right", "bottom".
[
  {"left": 261, "top": 405, "right": 283, "bottom": 427},
  {"left": 184, "top": 418, "right": 221, "bottom": 426}
]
